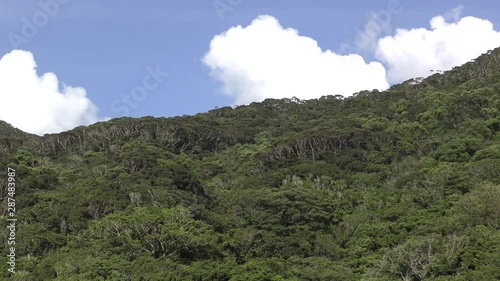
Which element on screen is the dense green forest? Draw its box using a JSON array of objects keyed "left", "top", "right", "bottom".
[{"left": 1, "top": 48, "right": 500, "bottom": 280}]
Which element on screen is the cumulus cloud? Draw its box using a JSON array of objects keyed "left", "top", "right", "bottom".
[
  {"left": 202, "top": 15, "right": 389, "bottom": 105},
  {"left": 0, "top": 50, "right": 101, "bottom": 135},
  {"left": 376, "top": 12, "right": 500, "bottom": 83}
]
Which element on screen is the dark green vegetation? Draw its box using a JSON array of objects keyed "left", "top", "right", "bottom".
[{"left": 1, "top": 48, "right": 500, "bottom": 280}]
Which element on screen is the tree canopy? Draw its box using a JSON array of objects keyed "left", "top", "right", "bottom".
[{"left": 1, "top": 48, "right": 500, "bottom": 280}]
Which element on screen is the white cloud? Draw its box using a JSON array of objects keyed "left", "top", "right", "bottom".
[
  {"left": 0, "top": 49, "right": 101, "bottom": 135},
  {"left": 202, "top": 15, "right": 389, "bottom": 105},
  {"left": 376, "top": 12, "right": 500, "bottom": 83}
]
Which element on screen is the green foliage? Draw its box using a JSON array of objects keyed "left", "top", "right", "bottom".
[
  {"left": 434, "top": 137, "right": 480, "bottom": 162},
  {"left": 88, "top": 206, "right": 219, "bottom": 260},
  {"left": 1, "top": 48, "right": 500, "bottom": 279}
]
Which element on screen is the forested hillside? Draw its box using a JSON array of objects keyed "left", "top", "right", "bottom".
[{"left": 1, "top": 48, "right": 500, "bottom": 280}]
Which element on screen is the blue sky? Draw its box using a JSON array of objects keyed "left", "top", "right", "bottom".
[{"left": 1, "top": 0, "right": 500, "bottom": 135}]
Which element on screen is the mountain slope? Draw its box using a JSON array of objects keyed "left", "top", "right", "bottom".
[
  {"left": 0, "top": 48, "right": 500, "bottom": 280},
  {"left": 0, "top": 120, "right": 29, "bottom": 139}
]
